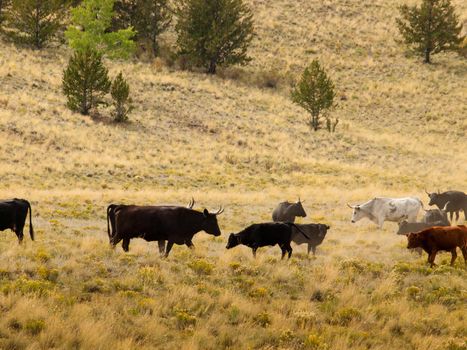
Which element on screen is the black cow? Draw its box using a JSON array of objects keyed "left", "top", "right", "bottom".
[
  {"left": 291, "top": 223, "right": 330, "bottom": 255},
  {"left": 272, "top": 198, "right": 307, "bottom": 223},
  {"left": 226, "top": 222, "right": 309, "bottom": 259},
  {"left": 396, "top": 220, "right": 448, "bottom": 235},
  {"left": 111, "top": 205, "right": 223, "bottom": 257},
  {"left": 0, "top": 198, "right": 34, "bottom": 243},
  {"left": 107, "top": 198, "right": 196, "bottom": 255},
  {"left": 426, "top": 190, "right": 467, "bottom": 221},
  {"left": 422, "top": 208, "right": 450, "bottom": 226}
]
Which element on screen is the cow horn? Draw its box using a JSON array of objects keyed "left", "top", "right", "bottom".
[
  {"left": 441, "top": 201, "right": 450, "bottom": 212},
  {"left": 424, "top": 189, "right": 430, "bottom": 195},
  {"left": 437, "top": 189, "right": 440, "bottom": 194},
  {"left": 215, "top": 206, "right": 224, "bottom": 215},
  {"left": 347, "top": 203, "right": 355, "bottom": 209},
  {"left": 187, "top": 197, "right": 195, "bottom": 209}
]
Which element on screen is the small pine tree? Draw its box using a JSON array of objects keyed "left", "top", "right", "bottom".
[
  {"left": 62, "top": 48, "right": 111, "bottom": 115},
  {"left": 175, "top": 0, "right": 254, "bottom": 74},
  {"left": 5, "top": 0, "right": 66, "bottom": 48},
  {"left": 113, "top": 0, "right": 171, "bottom": 56},
  {"left": 291, "top": 60, "right": 337, "bottom": 132},
  {"left": 111, "top": 72, "right": 132, "bottom": 122},
  {"left": 65, "top": 0, "right": 136, "bottom": 59},
  {"left": 396, "top": 0, "right": 464, "bottom": 63}
]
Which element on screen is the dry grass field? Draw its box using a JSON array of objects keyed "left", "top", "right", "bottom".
[{"left": 0, "top": 0, "right": 466, "bottom": 349}]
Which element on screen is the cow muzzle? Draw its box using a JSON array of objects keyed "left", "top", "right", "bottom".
[{"left": 351, "top": 220, "right": 355, "bottom": 223}]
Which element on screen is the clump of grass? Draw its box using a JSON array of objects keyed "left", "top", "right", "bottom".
[{"left": 24, "top": 319, "right": 46, "bottom": 336}]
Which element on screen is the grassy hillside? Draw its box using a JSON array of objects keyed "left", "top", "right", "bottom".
[{"left": 0, "top": 0, "right": 466, "bottom": 349}]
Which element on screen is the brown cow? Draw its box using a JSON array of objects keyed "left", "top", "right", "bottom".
[{"left": 407, "top": 225, "right": 467, "bottom": 267}]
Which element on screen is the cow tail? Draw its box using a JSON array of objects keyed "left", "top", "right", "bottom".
[
  {"left": 28, "top": 200, "right": 34, "bottom": 241},
  {"left": 288, "top": 223, "right": 310, "bottom": 240},
  {"left": 106, "top": 205, "right": 113, "bottom": 239}
]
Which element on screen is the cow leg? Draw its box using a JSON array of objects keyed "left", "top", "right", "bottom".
[
  {"left": 287, "top": 244, "right": 293, "bottom": 259},
  {"left": 15, "top": 230, "right": 24, "bottom": 244},
  {"left": 377, "top": 221, "right": 384, "bottom": 230},
  {"left": 280, "top": 246, "right": 287, "bottom": 260},
  {"left": 252, "top": 247, "right": 257, "bottom": 258},
  {"left": 455, "top": 211, "right": 459, "bottom": 221},
  {"left": 158, "top": 240, "right": 166, "bottom": 256},
  {"left": 307, "top": 244, "right": 312, "bottom": 255},
  {"left": 450, "top": 248, "right": 457, "bottom": 266},
  {"left": 311, "top": 246, "right": 317, "bottom": 256},
  {"left": 110, "top": 233, "right": 122, "bottom": 248},
  {"left": 449, "top": 211, "right": 454, "bottom": 222},
  {"left": 461, "top": 247, "right": 467, "bottom": 265},
  {"left": 164, "top": 241, "right": 174, "bottom": 258},
  {"left": 122, "top": 238, "right": 130, "bottom": 252},
  {"left": 428, "top": 250, "right": 438, "bottom": 267},
  {"left": 186, "top": 240, "right": 195, "bottom": 250}
]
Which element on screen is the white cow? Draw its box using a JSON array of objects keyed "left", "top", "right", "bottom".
[{"left": 347, "top": 197, "right": 423, "bottom": 229}]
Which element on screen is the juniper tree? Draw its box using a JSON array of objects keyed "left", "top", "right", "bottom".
[
  {"left": 113, "top": 0, "right": 171, "bottom": 56},
  {"left": 65, "top": 0, "right": 136, "bottom": 59},
  {"left": 175, "top": 0, "right": 254, "bottom": 74},
  {"left": 111, "top": 72, "right": 132, "bottom": 122},
  {"left": 62, "top": 48, "right": 111, "bottom": 115},
  {"left": 396, "top": 0, "right": 464, "bottom": 63},
  {"left": 5, "top": 0, "right": 66, "bottom": 48},
  {"left": 291, "top": 60, "right": 337, "bottom": 132}
]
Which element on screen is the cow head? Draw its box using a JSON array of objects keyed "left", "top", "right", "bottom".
[
  {"left": 423, "top": 207, "right": 450, "bottom": 225},
  {"left": 318, "top": 224, "right": 330, "bottom": 238},
  {"left": 425, "top": 189, "right": 446, "bottom": 208},
  {"left": 201, "top": 207, "right": 223, "bottom": 236},
  {"left": 290, "top": 197, "right": 307, "bottom": 218},
  {"left": 347, "top": 204, "right": 364, "bottom": 223},
  {"left": 407, "top": 232, "right": 422, "bottom": 249},
  {"left": 397, "top": 220, "right": 409, "bottom": 235},
  {"left": 226, "top": 233, "right": 240, "bottom": 249}
]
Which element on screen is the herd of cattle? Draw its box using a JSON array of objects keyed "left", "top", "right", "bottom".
[{"left": 1, "top": 190, "right": 466, "bottom": 267}]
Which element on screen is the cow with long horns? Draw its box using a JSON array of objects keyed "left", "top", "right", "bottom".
[
  {"left": 111, "top": 205, "right": 224, "bottom": 257},
  {"left": 347, "top": 197, "right": 422, "bottom": 229},
  {"left": 425, "top": 190, "right": 467, "bottom": 222},
  {"left": 107, "top": 198, "right": 196, "bottom": 255},
  {"left": 272, "top": 197, "right": 307, "bottom": 223}
]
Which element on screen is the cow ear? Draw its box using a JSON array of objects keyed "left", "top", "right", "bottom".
[{"left": 203, "top": 208, "right": 209, "bottom": 217}]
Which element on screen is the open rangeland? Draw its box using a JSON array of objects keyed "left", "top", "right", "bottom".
[{"left": 0, "top": 0, "right": 466, "bottom": 349}]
